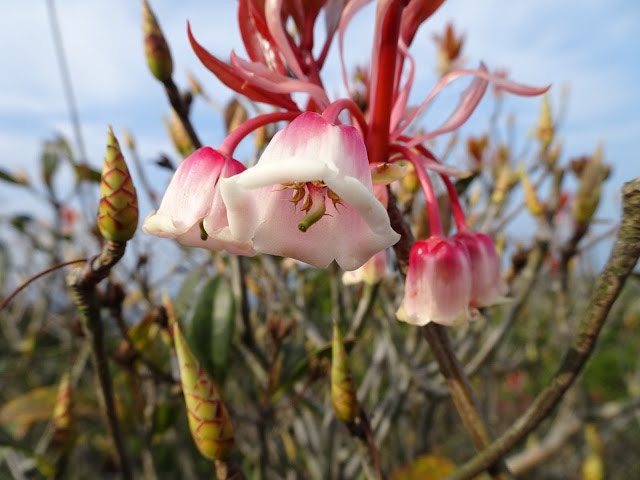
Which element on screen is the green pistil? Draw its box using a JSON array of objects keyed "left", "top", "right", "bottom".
[
  {"left": 298, "top": 186, "right": 327, "bottom": 232},
  {"left": 298, "top": 207, "right": 325, "bottom": 232}
]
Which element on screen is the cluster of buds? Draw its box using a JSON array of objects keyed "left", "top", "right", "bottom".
[{"left": 143, "top": 1, "right": 547, "bottom": 326}]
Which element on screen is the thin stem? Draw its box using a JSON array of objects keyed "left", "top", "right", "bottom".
[
  {"left": 66, "top": 241, "right": 133, "bottom": 480},
  {"left": 359, "top": 411, "right": 386, "bottom": 480},
  {"left": 391, "top": 144, "right": 443, "bottom": 237},
  {"left": 422, "top": 324, "right": 510, "bottom": 480},
  {"left": 0, "top": 259, "right": 86, "bottom": 312},
  {"left": 439, "top": 173, "right": 469, "bottom": 233},
  {"left": 46, "top": 0, "right": 88, "bottom": 164},
  {"left": 444, "top": 177, "right": 640, "bottom": 480},
  {"left": 321, "top": 98, "right": 369, "bottom": 134},
  {"left": 218, "top": 111, "right": 301, "bottom": 157}
]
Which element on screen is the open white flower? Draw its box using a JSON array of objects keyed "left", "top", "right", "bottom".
[{"left": 220, "top": 112, "right": 399, "bottom": 270}]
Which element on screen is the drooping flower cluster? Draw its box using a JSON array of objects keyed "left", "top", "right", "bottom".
[{"left": 144, "top": 0, "right": 547, "bottom": 325}]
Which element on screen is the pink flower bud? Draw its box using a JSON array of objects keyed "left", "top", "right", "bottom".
[{"left": 397, "top": 236, "right": 472, "bottom": 326}]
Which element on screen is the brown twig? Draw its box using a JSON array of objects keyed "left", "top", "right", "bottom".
[
  {"left": 67, "top": 241, "right": 133, "bottom": 480},
  {"left": 444, "top": 177, "right": 640, "bottom": 480},
  {"left": 214, "top": 459, "right": 246, "bottom": 480}
]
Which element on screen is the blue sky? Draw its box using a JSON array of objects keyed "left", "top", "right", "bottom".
[{"left": 1, "top": 1, "right": 638, "bottom": 261}]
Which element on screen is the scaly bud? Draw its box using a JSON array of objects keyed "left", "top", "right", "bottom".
[
  {"left": 224, "top": 98, "right": 248, "bottom": 134},
  {"left": 185, "top": 70, "right": 203, "bottom": 96},
  {"left": 519, "top": 169, "right": 545, "bottom": 216},
  {"left": 491, "top": 165, "right": 512, "bottom": 206},
  {"left": 122, "top": 128, "right": 135, "bottom": 151},
  {"left": 172, "top": 317, "right": 235, "bottom": 461},
  {"left": 467, "top": 135, "right": 488, "bottom": 166},
  {"left": 331, "top": 322, "right": 360, "bottom": 423},
  {"left": 573, "top": 146, "right": 607, "bottom": 224},
  {"left": 142, "top": 0, "right": 173, "bottom": 83},
  {"left": 433, "top": 23, "right": 465, "bottom": 77},
  {"left": 51, "top": 373, "right": 75, "bottom": 452},
  {"left": 164, "top": 110, "right": 194, "bottom": 158},
  {"left": 536, "top": 94, "right": 554, "bottom": 151},
  {"left": 97, "top": 127, "right": 139, "bottom": 242},
  {"left": 371, "top": 161, "right": 408, "bottom": 185}
]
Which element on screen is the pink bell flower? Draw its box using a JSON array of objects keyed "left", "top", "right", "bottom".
[
  {"left": 142, "top": 147, "right": 255, "bottom": 256},
  {"left": 220, "top": 112, "right": 400, "bottom": 270},
  {"left": 454, "top": 232, "right": 507, "bottom": 308},
  {"left": 397, "top": 236, "right": 472, "bottom": 326}
]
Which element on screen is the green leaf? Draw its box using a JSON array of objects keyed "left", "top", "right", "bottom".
[
  {"left": 173, "top": 264, "right": 208, "bottom": 319},
  {"left": 0, "top": 386, "right": 59, "bottom": 439},
  {"left": 187, "top": 275, "right": 235, "bottom": 385}
]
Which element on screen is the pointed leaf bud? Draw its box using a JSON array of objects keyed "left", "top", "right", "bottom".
[
  {"left": 573, "top": 146, "right": 607, "bottom": 224},
  {"left": 142, "top": 0, "right": 173, "bottom": 83},
  {"left": 490, "top": 165, "right": 512, "bottom": 206},
  {"left": 519, "top": 169, "right": 545, "bottom": 216},
  {"left": 331, "top": 322, "right": 360, "bottom": 423},
  {"left": 223, "top": 98, "right": 248, "bottom": 134},
  {"left": 172, "top": 317, "right": 235, "bottom": 461},
  {"left": 185, "top": 70, "right": 203, "bottom": 96},
  {"left": 97, "top": 127, "right": 139, "bottom": 242},
  {"left": 371, "top": 161, "right": 408, "bottom": 185},
  {"left": 51, "top": 373, "right": 75, "bottom": 452},
  {"left": 433, "top": 23, "right": 465, "bottom": 77},
  {"left": 164, "top": 110, "right": 194, "bottom": 158},
  {"left": 536, "top": 94, "right": 554, "bottom": 150}
]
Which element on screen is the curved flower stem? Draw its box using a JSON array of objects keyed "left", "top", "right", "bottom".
[
  {"left": 391, "top": 144, "right": 443, "bottom": 237},
  {"left": 322, "top": 98, "right": 369, "bottom": 134},
  {"left": 443, "top": 177, "right": 640, "bottom": 480},
  {"left": 218, "top": 111, "right": 301, "bottom": 156},
  {"left": 66, "top": 241, "right": 132, "bottom": 480}
]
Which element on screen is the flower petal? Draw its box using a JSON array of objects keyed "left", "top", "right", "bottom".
[{"left": 220, "top": 112, "right": 399, "bottom": 269}]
